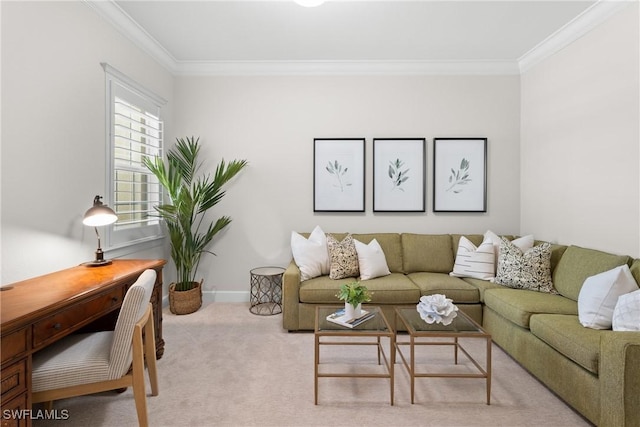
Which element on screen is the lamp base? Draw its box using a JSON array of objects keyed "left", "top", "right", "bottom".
[{"left": 82, "top": 259, "right": 113, "bottom": 267}]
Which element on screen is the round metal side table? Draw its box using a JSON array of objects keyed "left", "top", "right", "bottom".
[{"left": 249, "top": 266, "right": 285, "bottom": 315}]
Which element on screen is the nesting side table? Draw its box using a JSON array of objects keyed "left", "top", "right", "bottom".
[{"left": 249, "top": 266, "right": 285, "bottom": 315}]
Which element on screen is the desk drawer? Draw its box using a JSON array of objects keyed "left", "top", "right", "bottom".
[
  {"left": 33, "top": 287, "right": 123, "bottom": 349},
  {"left": 0, "top": 329, "right": 28, "bottom": 365},
  {"left": 1, "top": 358, "right": 27, "bottom": 402}
]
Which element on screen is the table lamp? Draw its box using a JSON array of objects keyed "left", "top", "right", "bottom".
[{"left": 82, "top": 195, "right": 118, "bottom": 266}]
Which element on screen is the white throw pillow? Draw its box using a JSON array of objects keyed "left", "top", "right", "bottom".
[
  {"left": 354, "top": 238, "right": 391, "bottom": 280},
  {"left": 578, "top": 265, "right": 639, "bottom": 329},
  {"left": 613, "top": 289, "right": 640, "bottom": 331},
  {"left": 450, "top": 236, "right": 495, "bottom": 280},
  {"left": 290, "top": 226, "right": 330, "bottom": 281}
]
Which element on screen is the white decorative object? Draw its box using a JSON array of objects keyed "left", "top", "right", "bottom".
[
  {"left": 417, "top": 294, "right": 458, "bottom": 325},
  {"left": 344, "top": 302, "right": 362, "bottom": 320}
]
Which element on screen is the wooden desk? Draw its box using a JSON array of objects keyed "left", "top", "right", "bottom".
[{"left": 0, "top": 259, "right": 166, "bottom": 427}]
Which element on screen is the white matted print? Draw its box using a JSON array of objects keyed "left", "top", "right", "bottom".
[
  {"left": 373, "top": 138, "right": 425, "bottom": 212},
  {"left": 313, "top": 138, "right": 365, "bottom": 212},
  {"left": 433, "top": 138, "right": 487, "bottom": 212}
]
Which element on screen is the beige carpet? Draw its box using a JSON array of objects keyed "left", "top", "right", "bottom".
[{"left": 34, "top": 302, "right": 590, "bottom": 427}]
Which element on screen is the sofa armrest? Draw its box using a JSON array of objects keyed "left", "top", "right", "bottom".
[
  {"left": 599, "top": 331, "right": 640, "bottom": 427},
  {"left": 282, "top": 260, "right": 301, "bottom": 331}
]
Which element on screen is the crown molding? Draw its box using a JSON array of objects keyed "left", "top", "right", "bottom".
[
  {"left": 86, "top": 0, "right": 631, "bottom": 77},
  {"left": 173, "top": 60, "right": 520, "bottom": 76},
  {"left": 84, "top": 0, "right": 179, "bottom": 74},
  {"left": 518, "top": 0, "right": 633, "bottom": 73}
]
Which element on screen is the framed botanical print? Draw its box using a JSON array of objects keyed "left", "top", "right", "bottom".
[
  {"left": 313, "top": 138, "right": 365, "bottom": 212},
  {"left": 373, "top": 138, "right": 426, "bottom": 212},
  {"left": 433, "top": 138, "right": 487, "bottom": 212}
]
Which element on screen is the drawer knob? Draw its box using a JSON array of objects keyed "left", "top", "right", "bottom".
[
  {"left": 111, "top": 297, "right": 119, "bottom": 303},
  {"left": 53, "top": 323, "right": 61, "bottom": 330}
]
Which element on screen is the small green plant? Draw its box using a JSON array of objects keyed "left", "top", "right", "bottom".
[{"left": 336, "top": 281, "right": 372, "bottom": 308}]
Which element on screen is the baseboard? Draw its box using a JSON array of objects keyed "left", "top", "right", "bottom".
[{"left": 161, "top": 291, "right": 250, "bottom": 307}]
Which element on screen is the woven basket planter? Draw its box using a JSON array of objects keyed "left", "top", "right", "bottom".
[{"left": 169, "top": 280, "right": 203, "bottom": 315}]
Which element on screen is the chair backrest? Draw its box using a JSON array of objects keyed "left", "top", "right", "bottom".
[{"left": 108, "top": 269, "right": 157, "bottom": 379}]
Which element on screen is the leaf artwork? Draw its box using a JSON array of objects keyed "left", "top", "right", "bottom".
[
  {"left": 446, "top": 158, "right": 471, "bottom": 193},
  {"left": 388, "top": 158, "right": 410, "bottom": 191},
  {"left": 325, "top": 160, "right": 351, "bottom": 192}
]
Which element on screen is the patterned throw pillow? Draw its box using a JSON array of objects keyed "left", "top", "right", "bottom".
[
  {"left": 326, "top": 233, "right": 360, "bottom": 280},
  {"left": 495, "top": 238, "right": 556, "bottom": 293}
]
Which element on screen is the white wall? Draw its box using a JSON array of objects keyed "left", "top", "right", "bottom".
[
  {"left": 520, "top": 2, "right": 640, "bottom": 257},
  {"left": 173, "top": 75, "right": 521, "bottom": 298},
  {"left": 1, "top": 1, "right": 174, "bottom": 284}
]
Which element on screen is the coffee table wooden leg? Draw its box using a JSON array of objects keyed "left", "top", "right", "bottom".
[
  {"left": 390, "top": 335, "right": 395, "bottom": 406},
  {"left": 486, "top": 337, "right": 492, "bottom": 405},
  {"left": 314, "top": 334, "right": 319, "bottom": 405}
]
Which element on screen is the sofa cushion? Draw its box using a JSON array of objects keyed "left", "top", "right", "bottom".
[
  {"left": 353, "top": 233, "right": 403, "bottom": 273},
  {"left": 402, "top": 233, "right": 454, "bottom": 273},
  {"left": 407, "top": 272, "right": 480, "bottom": 303},
  {"left": 462, "top": 277, "right": 503, "bottom": 302},
  {"left": 326, "top": 233, "right": 359, "bottom": 280},
  {"left": 530, "top": 314, "right": 600, "bottom": 374},
  {"left": 353, "top": 238, "right": 390, "bottom": 280},
  {"left": 484, "top": 288, "right": 578, "bottom": 329},
  {"left": 495, "top": 240, "right": 555, "bottom": 294},
  {"left": 578, "top": 265, "right": 639, "bottom": 329},
  {"left": 553, "top": 245, "right": 631, "bottom": 301},
  {"left": 299, "top": 273, "right": 420, "bottom": 304}
]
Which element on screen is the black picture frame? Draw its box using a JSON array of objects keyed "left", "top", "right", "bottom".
[
  {"left": 313, "top": 138, "right": 365, "bottom": 212},
  {"left": 433, "top": 138, "right": 487, "bottom": 212},
  {"left": 373, "top": 138, "right": 426, "bottom": 212}
]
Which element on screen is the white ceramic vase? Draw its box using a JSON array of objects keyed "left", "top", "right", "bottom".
[{"left": 344, "top": 302, "right": 362, "bottom": 320}]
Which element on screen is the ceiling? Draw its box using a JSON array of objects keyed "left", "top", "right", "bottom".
[{"left": 98, "top": 0, "right": 625, "bottom": 74}]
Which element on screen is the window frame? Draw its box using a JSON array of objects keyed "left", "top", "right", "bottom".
[{"left": 102, "top": 63, "right": 167, "bottom": 252}]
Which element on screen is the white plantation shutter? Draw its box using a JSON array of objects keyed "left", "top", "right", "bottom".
[{"left": 103, "top": 63, "right": 166, "bottom": 250}]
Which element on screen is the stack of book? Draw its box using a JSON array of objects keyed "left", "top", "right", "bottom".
[{"left": 326, "top": 308, "right": 376, "bottom": 328}]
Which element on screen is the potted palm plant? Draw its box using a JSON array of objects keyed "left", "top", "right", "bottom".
[
  {"left": 336, "top": 281, "right": 372, "bottom": 319},
  {"left": 144, "top": 136, "right": 247, "bottom": 314}
]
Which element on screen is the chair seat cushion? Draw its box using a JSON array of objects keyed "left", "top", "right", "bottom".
[{"left": 32, "top": 332, "right": 112, "bottom": 392}]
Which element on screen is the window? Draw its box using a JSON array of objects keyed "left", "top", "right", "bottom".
[{"left": 103, "top": 63, "right": 166, "bottom": 250}]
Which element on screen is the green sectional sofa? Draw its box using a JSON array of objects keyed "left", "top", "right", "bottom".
[{"left": 282, "top": 232, "right": 640, "bottom": 426}]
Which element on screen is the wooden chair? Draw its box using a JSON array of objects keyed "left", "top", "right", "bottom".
[{"left": 32, "top": 269, "right": 159, "bottom": 427}]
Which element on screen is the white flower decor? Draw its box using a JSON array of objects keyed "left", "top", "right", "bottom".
[{"left": 417, "top": 294, "right": 459, "bottom": 325}]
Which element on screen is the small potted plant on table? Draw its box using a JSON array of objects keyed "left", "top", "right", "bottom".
[{"left": 336, "top": 281, "right": 372, "bottom": 319}]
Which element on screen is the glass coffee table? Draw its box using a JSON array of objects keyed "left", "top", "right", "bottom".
[
  {"left": 395, "top": 307, "right": 492, "bottom": 405},
  {"left": 314, "top": 306, "right": 395, "bottom": 405}
]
